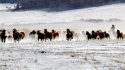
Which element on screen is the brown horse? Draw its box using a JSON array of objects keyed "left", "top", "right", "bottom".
[
  {"left": 96, "top": 30, "right": 105, "bottom": 39},
  {"left": 13, "top": 29, "right": 25, "bottom": 42},
  {"left": 19, "top": 32, "right": 25, "bottom": 39},
  {"left": 51, "top": 29, "right": 59, "bottom": 39},
  {"left": 44, "top": 29, "right": 52, "bottom": 41},
  {"left": 7, "top": 32, "right": 13, "bottom": 40},
  {"left": 91, "top": 30, "right": 97, "bottom": 39}
]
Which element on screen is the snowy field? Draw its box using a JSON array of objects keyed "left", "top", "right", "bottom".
[
  {"left": 0, "top": 40, "right": 125, "bottom": 70},
  {"left": 0, "top": 3, "right": 125, "bottom": 70}
]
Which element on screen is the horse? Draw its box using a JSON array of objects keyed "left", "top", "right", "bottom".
[
  {"left": 0, "top": 29, "right": 7, "bottom": 43},
  {"left": 29, "top": 30, "right": 36, "bottom": 39},
  {"left": 51, "top": 29, "right": 59, "bottom": 39},
  {"left": 116, "top": 30, "right": 123, "bottom": 39},
  {"left": 13, "top": 29, "right": 25, "bottom": 42},
  {"left": 66, "top": 29, "right": 73, "bottom": 41},
  {"left": 44, "top": 29, "right": 52, "bottom": 41},
  {"left": 96, "top": 30, "right": 105, "bottom": 39},
  {"left": 104, "top": 31, "right": 110, "bottom": 39},
  {"left": 86, "top": 31, "right": 92, "bottom": 40},
  {"left": 19, "top": 32, "right": 25, "bottom": 39},
  {"left": 37, "top": 30, "right": 45, "bottom": 42},
  {"left": 91, "top": 30, "right": 97, "bottom": 40},
  {"left": 7, "top": 32, "right": 13, "bottom": 40}
]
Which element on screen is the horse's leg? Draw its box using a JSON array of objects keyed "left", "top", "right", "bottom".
[
  {"left": 88, "top": 37, "right": 90, "bottom": 40},
  {"left": 68, "top": 38, "right": 70, "bottom": 41},
  {"left": 43, "top": 39, "right": 44, "bottom": 42},
  {"left": 87, "top": 36, "right": 89, "bottom": 40},
  {"left": 50, "top": 37, "right": 52, "bottom": 41},
  {"left": 1, "top": 39, "right": 3, "bottom": 43},
  {"left": 41, "top": 38, "right": 43, "bottom": 42},
  {"left": 18, "top": 40, "right": 20, "bottom": 43},
  {"left": 45, "top": 38, "right": 46, "bottom": 42},
  {"left": 38, "top": 38, "right": 39, "bottom": 42},
  {"left": 121, "top": 34, "right": 123, "bottom": 39},
  {"left": 70, "top": 38, "right": 71, "bottom": 41},
  {"left": 14, "top": 39, "right": 16, "bottom": 43},
  {"left": 4, "top": 39, "right": 5, "bottom": 43},
  {"left": 2, "top": 39, "right": 5, "bottom": 43},
  {"left": 17, "top": 38, "right": 19, "bottom": 43},
  {"left": 41, "top": 38, "right": 44, "bottom": 42},
  {"left": 14, "top": 38, "right": 17, "bottom": 43},
  {"left": 66, "top": 38, "right": 68, "bottom": 41}
]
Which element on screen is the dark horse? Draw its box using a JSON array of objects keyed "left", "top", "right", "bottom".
[
  {"left": 0, "top": 29, "right": 7, "bottom": 43},
  {"left": 66, "top": 29, "right": 73, "bottom": 41},
  {"left": 37, "top": 30, "right": 45, "bottom": 42},
  {"left": 104, "top": 31, "right": 110, "bottom": 39},
  {"left": 96, "top": 30, "right": 110, "bottom": 39},
  {"left": 91, "top": 30, "right": 97, "bottom": 40},
  {"left": 29, "top": 30, "right": 36, "bottom": 38},
  {"left": 86, "top": 31, "right": 92, "bottom": 40},
  {"left": 116, "top": 30, "right": 123, "bottom": 39},
  {"left": 13, "top": 29, "right": 25, "bottom": 42},
  {"left": 44, "top": 29, "right": 52, "bottom": 41}
]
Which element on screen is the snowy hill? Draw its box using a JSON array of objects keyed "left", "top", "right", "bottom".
[
  {"left": 0, "top": 0, "right": 125, "bottom": 10},
  {"left": 0, "top": 3, "right": 125, "bottom": 23},
  {"left": 19, "top": 0, "right": 125, "bottom": 11}
]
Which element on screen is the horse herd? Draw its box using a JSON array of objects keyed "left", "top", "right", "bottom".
[{"left": 0, "top": 28, "right": 124, "bottom": 43}]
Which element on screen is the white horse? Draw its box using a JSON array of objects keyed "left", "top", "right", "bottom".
[{"left": 109, "top": 25, "right": 116, "bottom": 39}]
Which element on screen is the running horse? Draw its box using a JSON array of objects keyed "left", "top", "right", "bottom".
[
  {"left": 29, "top": 30, "right": 36, "bottom": 39},
  {"left": 44, "top": 29, "right": 52, "bottom": 41},
  {"left": 51, "top": 29, "right": 59, "bottom": 39},
  {"left": 66, "top": 29, "right": 73, "bottom": 41},
  {"left": 37, "top": 30, "right": 45, "bottom": 42},
  {"left": 0, "top": 29, "right": 7, "bottom": 43},
  {"left": 116, "top": 30, "right": 123, "bottom": 39},
  {"left": 7, "top": 32, "right": 13, "bottom": 40},
  {"left": 13, "top": 29, "right": 25, "bottom": 42}
]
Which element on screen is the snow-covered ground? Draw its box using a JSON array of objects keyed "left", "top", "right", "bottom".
[
  {"left": 0, "top": 41, "right": 125, "bottom": 70},
  {"left": 0, "top": 3, "right": 125, "bottom": 70}
]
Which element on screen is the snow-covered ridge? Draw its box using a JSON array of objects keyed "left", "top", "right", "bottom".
[{"left": 0, "top": 3, "right": 125, "bottom": 25}]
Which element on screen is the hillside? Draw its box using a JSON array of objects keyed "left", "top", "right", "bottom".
[
  {"left": 19, "top": 0, "right": 125, "bottom": 11},
  {"left": 0, "top": 3, "right": 125, "bottom": 24}
]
